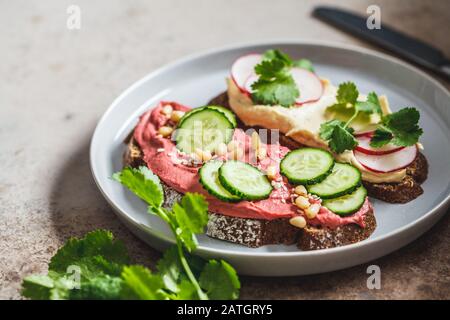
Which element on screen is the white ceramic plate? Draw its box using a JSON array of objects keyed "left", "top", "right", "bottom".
[{"left": 90, "top": 41, "right": 450, "bottom": 276}]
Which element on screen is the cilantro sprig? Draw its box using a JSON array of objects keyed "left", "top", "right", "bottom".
[
  {"left": 370, "top": 108, "right": 423, "bottom": 147},
  {"left": 320, "top": 81, "right": 382, "bottom": 153},
  {"left": 22, "top": 167, "right": 240, "bottom": 300},
  {"left": 251, "top": 49, "right": 314, "bottom": 107},
  {"left": 321, "top": 82, "right": 423, "bottom": 153}
]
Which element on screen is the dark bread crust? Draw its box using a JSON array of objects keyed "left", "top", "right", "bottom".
[
  {"left": 208, "top": 92, "right": 428, "bottom": 204},
  {"left": 298, "top": 210, "right": 376, "bottom": 250},
  {"left": 123, "top": 134, "right": 375, "bottom": 250}
]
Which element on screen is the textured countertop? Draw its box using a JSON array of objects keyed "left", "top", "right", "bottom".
[{"left": 1, "top": 0, "right": 449, "bottom": 299}]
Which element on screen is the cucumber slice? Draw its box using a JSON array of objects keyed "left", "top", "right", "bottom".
[
  {"left": 280, "top": 148, "right": 334, "bottom": 185},
  {"left": 178, "top": 105, "right": 237, "bottom": 128},
  {"left": 307, "top": 163, "right": 361, "bottom": 199},
  {"left": 322, "top": 186, "right": 367, "bottom": 216},
  {"left": 219, "top": 161, "right": 273, "bottom": 201},
  {"left": 175, "top": 108, "right": 234, "bottom": 154},
  {"left": 199, "top": 160, "right": 241, "bottom": 202}
]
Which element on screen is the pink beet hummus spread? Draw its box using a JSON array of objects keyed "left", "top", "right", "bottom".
[{"left": 133, "top": 101, "right": 371, "bottom": 229}]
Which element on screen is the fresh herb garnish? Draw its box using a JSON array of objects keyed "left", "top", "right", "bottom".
[
  {"left": 321, "top": 81, "right": 382, "bottom": 153},
  {"left": 251, "top": 49, "right": 314, "bottom": 107},
  {"left": 370, "top": 107, "right": 423, "bottom": 147},
  {"left": 322, "top": 82, "right": 423, "bottom": 153},
  {"left": 319, "top": 119, "right": 357, "bottom": 154},
  {"left": 22, "top": 167, "right": 240, "bottom": 300}
]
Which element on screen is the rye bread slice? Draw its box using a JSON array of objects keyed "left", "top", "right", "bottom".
[
  {"left": 208, "top": 92, "right": 428, "bottom": 204},
  {"left": 123, "top": 135, "right": 376, "bottom": 250}
]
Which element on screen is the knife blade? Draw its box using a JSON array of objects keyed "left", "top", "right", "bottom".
[{"left": 313, "top": 6, "right": 450, "bottom": 79}]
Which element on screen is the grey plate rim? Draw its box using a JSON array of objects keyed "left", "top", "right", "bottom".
[{"left": 90, "top": 39, "right": 450, "bottom": 259}]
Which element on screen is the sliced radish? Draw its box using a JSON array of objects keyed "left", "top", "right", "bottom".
[
  {"left": 354, "top": 130, "right": 375, "bottom": 138},
  {"left": 355, "top": 135, "right": 404, "bottom": 155},
  {"left": 354, "top": 145, "right": 417, "bottom": 173},
  {"left": 244, "top": 73, "right": 258, "bottom": 94},
  {"left": 231, "top": 54, "right": 262, "bottom": 93},
  {"left": 291, "top": 68, "right": 323, "bottom": 105}
]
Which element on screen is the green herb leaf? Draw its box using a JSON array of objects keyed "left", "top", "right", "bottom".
[
  {"left": 113, "top": 166, "right": 164, "bottom": 208},
  {"left": 262, "top": 49, "right": 292, "bottom": 66},
  {"left": 251, "top": 53, "right": 299, "bottom": 107},
  {"left": 172, "top": 192, "right": 209, "bottom": 252},
  {"left": 319, "top": 120, "right": 358, "bottom": 154},
  {"left": 369, "top": 127, "right": 393, "bottom": 147},
  {"left": 336, "top": 82, "right": 358, "bottom": 105},
  {"left": 370, "top": 107, "right": 423, "bottom": 147},
  {"left": 199, "top": 260, "right": 240, "bottom": 300},
  {"left": 292, "top": 58, "right": 314, "bottom": 72},
  {"left": 359, "top": 92, "right": 382, "bottom": 114},
  {"left": 121, "top": 265, "right": 168, "bottom": 300}
]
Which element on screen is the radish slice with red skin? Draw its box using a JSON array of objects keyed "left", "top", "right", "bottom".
[
  {"left": 354, "top": 145, "right": 417, "bottom": 173},
  {"left": 231, "top": 54, "right": 262, "bottom": 93},
  {"left": 244, "top": 73, "right": 258, "bottom": 94},
  {"left": 354, "top": 130, "right": 375, "bottom": 138},
  {"left": 291, "top": 68, "right": 323, "bottom": 105},
  {"left": 355, "top": 135, "right": 405, "bottom": 155}
]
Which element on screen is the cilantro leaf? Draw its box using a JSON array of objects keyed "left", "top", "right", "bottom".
[
  {"left": 22, "top": 230, "right": 128, "bottom": 300},
  {"left": 263, "top": 49, "right": 314, "bottom": 72},
  {"left": 262, "top": 49, "right": 292, "bottom": 66},
  {"left": 251, "top": 54, "right": 299, "bottom": 107},
  {"left": 199, "top": 260, "right": 240, "bottom": 300},
  {"left": 156, "top": 246, "right": 182, "bottom": 293},
  {"left": 370, "top": 107, "right": 423, "bottom": 147},
  {"left": 336, "top": 82, "right": 358, "bottom": 104},
  {"left": 113, "top": 166, "right": 163, "bottom": 208},
  {"left": 49, "top": 230, "right": 129, "bottom": 276},
  {"left": 121, "top": 265, "right": 168, "bottom": 300},
  {"left": 172, "top": 193, "right": 208, "bottom": 252},
  {"left": 251, "top": 75, "right": 299, "bottom": 107},
  {"left": 370, "top": 127, "right": 393, "bottom": 147},
  {"left": 292, "top": 58, "right": 314, "bottom": 72},
  {"left": 355, "top": 92, "right": 382, "bottom": 115},
  {"left": 21, "top": 275, "right": 56, "bottom": 300},
  {"left": 319, "top": 120, "right": 357, "bottom": 154},
  {"left": 69, "top": 275, "right": 123, "bottom": 300}
]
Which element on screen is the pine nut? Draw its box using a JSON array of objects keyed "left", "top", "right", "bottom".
[
  {"left": 158, "top": 126, "right": 173, "bottom": 137},
  {"left": 266, "top": 165, "right": 277, "bottom": 180},
  {"left": 195, "top": 148, "right": 212, "bottom": 162},
  {"left": 161, "top": 104, "right": 173, "bottom": 116},
  {"left": 289, "top": 216, "right": 306, "bottom": 229},
  {"left": 305, "top": 203, "right": 320, "bottom": 219},
  {"left": 294, "top": 185, "right": 307, "bottom": 196},
  {"left": 295, "top": 195, "right": 310, "bottom": 210},
  {"left": 215, "top": 143, "right": 228, "bottom": 156},
  {"left": 251, "top": 131, "right": 261, "bottom": 151},
  {"left": 227, "top": 141, "right": 238, "bottom": 152},
  {"left": 171, "top": 110, "right": 185, "bottom": 122},
  {"left": 230, "top": 147, "right": 243, "bottom": 160}
]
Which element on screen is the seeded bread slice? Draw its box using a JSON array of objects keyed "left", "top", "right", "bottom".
[
  {"left": 123, "top": 135, "right": 376, "bottom": 250},
  {"left": 208, "top": 92, "right": 428, "bottom": 204}
]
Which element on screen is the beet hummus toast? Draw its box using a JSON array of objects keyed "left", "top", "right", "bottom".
[{"left": 118, "top": 49, "right": 427, "bottom": 251}]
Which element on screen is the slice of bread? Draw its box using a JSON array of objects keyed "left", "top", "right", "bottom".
[
  {"left": 208, "top": 92, "right": 428, "bottom": 204},
  {"left": 123, "top": 133, "right": 376, "bottom": 250}
]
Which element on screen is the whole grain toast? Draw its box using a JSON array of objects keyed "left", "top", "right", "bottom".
[
  {"left": 208, "top": 92, "right": 428, "bottom": 204},
  {"left": 123, "top": 132, "right": 376, "bottom": 251}
]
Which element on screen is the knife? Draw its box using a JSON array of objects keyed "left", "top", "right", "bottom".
[{"left": 313, "top": 6, "right": 450, "bottom": 80}]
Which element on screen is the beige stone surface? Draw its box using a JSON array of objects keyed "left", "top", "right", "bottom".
[{"left": 0, "top": 0, "right": 449, "bottom": 299}]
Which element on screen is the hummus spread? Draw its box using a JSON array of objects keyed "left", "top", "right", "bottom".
[
  {"left": 227, "top": 78, "right": 407, "bottom": 183},
  {"left": 133, "top": 101, "right": 371, "bottom": 229}
]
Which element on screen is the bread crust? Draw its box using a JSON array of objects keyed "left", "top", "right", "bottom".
[{"left": 208, "top": 92, "right": 428, "bottom": 204}]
